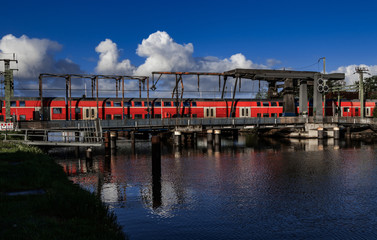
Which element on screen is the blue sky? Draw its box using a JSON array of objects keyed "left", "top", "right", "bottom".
[{"left": 1, "top": 0, "right": 377, "bottom": 96}]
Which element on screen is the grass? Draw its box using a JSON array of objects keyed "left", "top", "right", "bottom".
[{"left": 0, "top": 142, "right": 126, "bottom": 240}]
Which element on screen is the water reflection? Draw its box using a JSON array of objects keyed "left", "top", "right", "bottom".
[{"left": 53, "top": 136, "right": 377, "bottom": 239}]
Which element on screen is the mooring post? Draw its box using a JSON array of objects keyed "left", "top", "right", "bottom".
[
  {"left": 151, "top": 135, "right": 162, "bottom": 208},
  {"left": 174, "top": 131, "right": 181, "bottom": 146},
  {"left": 110, "top": 131, "right": 117, "bottom": 151},
  {"left": 131, "top": 131, "right": 136, "bottom": 154},
  {"left": 104, "top": 131, "right": 110, "bottom": 155},
  {"left": 86, "top": 147, "right": 92, "bottom": 160}
]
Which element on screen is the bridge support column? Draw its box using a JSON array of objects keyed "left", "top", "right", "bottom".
[
  {"left": 299, "top": 80, "right": 308, "bottom": 116},
  {"left": 334, "top": 127, "right": 340, "bottom": 139},
  {"left": 318, "top": 127, "right": 324, "bottom": 139},
  {"left": 232, "top": 129, "right": 238, "bottom": 142},
  {"left": 214, "top": 130, "right": 221, "bottom": 146},
  {"left": 207, "top": 129, "right": 213, "bottom": 144},
  {"left": 313, "top": 73, "right": 323, "bottom": 121},
  {"left": 174, "top": 131, "right": 182, "bottom": 146}
]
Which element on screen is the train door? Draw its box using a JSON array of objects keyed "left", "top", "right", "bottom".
[
  {"left": 239, "top": 107, "right": 251, "bottom": 117},
  {"left": 366, "top": 107, "right": 371, "bottom": 117},
  {"left": 204, "top": 107, "right": 216, "bottom": 118},
  {"left": 83, "top": 107, "right": 97, "bottom": 120},
  {"left": 33, "top": 107, "right": 41, "bottom": 120}
]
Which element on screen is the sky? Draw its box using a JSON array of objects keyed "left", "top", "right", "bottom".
[{"left": 1, "top": 0, "right": 377, "bottom": 97}]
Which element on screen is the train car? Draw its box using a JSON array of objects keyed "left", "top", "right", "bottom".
[{"left": 1, "top": 97, "right": 376, "bottom": 121}]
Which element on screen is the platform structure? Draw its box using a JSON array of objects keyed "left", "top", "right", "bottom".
[{"left": 2, "top": 119, "right": 103, "bottom": 147}]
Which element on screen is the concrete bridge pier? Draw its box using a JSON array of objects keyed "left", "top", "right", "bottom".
[
  {"left": 214, "top": 130, "right": 221, "bottom": 146},
  {"left": 232, "top": 129, "right": 238, "bottom": 142},
  {"left": 174, "top": 131, "right": 182, "bottom": 146},
  {"left": 207, "top": 129, "right": 213, "bottom": 144}
]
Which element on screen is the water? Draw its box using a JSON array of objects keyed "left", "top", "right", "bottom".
[{"left": 53, "top": 136, "right": 377, "bottom": 239}]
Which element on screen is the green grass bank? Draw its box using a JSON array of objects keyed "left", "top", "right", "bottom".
[{"left": 0, "top": 142, "right": 125, "bottom": 240}]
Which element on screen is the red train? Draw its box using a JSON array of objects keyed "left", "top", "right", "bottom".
[{"left": 0, "top": 97, "right": 376, "bottom": 121}]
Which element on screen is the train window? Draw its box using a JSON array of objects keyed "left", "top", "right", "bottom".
[
  {"left": 106, "top": 114, "right": 112, "bottom": 120},
  {"left": 344, "top": 107, "right": 349, "bottom": 112},
  {"left": 241, "top": 108, "right": 245, "bottom": 116},
  {"left": 173, "top": 102, "right": 180, "bottom": 107},
  {"left": 134, "top": 102, "right": 142, "bottom": 107},
  {"left": 192, "top": 114, "right": 197, "bottom": 118},
  {"left": 10, "top": 101, "right": 17, "bottom": 107},
  {"left": 271, "top": 102, "right": 277, "bottom": 107},
  {"left": 105, "top": 101, "right": 111, "bottom": 107},
  {"left": 134, "top": 114, "right": 143, "bottom": 119},
  {"left": 124, "top": 102, "right": 132, "bottom": 107},
  {"left": 257, "top": 113, "right": 261, "bottom": 118},
  {"left": 114, "top": 102, "right": 121, "bottom": 107},
  {"left": 0, "top": 115, "right": 3, "bottom": 121},
  {"left": 154, "top": 102, "right": 161, "bottom": 107},
  {"left": 19, "top": 101, "right": 25, "bottom": 107},
  {"left": 279, "top": 113, "right": 282, "bottom": 117},
  {"left": 164, "top": 102, "right": 172, "bottom": 107},
  {"left": 124, "top": 114, "right": 132, "bottom": 119},
  {"left": 271, "top": 113, "right": 277, "bottom": 117},
  {"left": 144, "top": 114, "right": 150, "bottom": 119},
  {"left": 278, "top": 102, "right": 282, "bottom": 106},
  {"left": 246, "top": 108, "right": 249, "bottom": 116},
  {"left": 146, "top": 102, "right": 152, "bottom": 107},
  {"left": 53, "top": 108, "right": 62, "bottom": 114},
  {"left": 114, "top": 115, "right": 122, "bottom": 120},
  {"left": 192, "top": 102, "right": 197, "bottom": 107},
  {"left": 263, "top": 102, "right": 269, "bottom": 107},
  {"left": 183, "top": 102, "right": 190, "bottom": 107},
  {"left": 263, "top": 113, "right": 269, "bottom": 117},
  {"left": 257, "top": 102, "right": 261, "bottom": 106},
  {"left": 19, "top": 115, "right": 26, "bottom": 121},
  {"left": 91, "top": 109, "right": 95, "bottom": 118},
  {"left": 155, "top": 114, "right": 162, "bottom": 119},
  {"left": 86, "top": 109, "right": 89, "bottom": 118}
]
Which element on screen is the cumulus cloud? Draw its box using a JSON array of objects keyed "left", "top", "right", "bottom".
[
  {"left": 94, "top": 31, "right": 267, "bottom": 96},
  {"left": 266, "top": 58, "right": 282, "bottom": 67},
  {"left": 332, "top": 64, "right": 377, "bottom": 85},
  {"left": 95, "top": 39, "right": 135, "bottom": 74},
  {"left": 0, "top": 34, "right": 81, "bottom": 78},
  {"left": 95, "top": 31, "right": 265, "bottom": 77}
]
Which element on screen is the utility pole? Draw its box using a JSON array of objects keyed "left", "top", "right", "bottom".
[
  {"left": 355, "top": 67, "right": 369, "bottom": 118},
  {"left": 0, "top": 54, "right": 18, "bottom": 122}
]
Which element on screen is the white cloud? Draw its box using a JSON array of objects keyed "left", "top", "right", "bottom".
[
  {"left": 94, "top": 31, "right": 267, "bottom": 96},
  {"left": 332, "top": 64, "right": 377, "bottom": 85},
  {"left": 95, "top": 38, "right": 135, "bottom": 75},
  {"left": 95, "top": 31, "right": 266, "bottom": 77},
  {"left": 266, "top": 58, "right": 282, "bottom": 67},
  {"left": 0, "top": 34, "right": 80, "bottom": 78}
]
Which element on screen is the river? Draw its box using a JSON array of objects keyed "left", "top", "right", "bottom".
[{"left": 53, "top": 136, "right": 377, "bottom": 239}]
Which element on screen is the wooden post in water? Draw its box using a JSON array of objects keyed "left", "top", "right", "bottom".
[
  {"left": 131, "top": 131, "right": 136, "bottom": 154},
  {"left": 110, "top": 131, "right": 117, "bottom": 153},
  {"left": 104, "top": 131, "right": 110, "bottom": 155},
  {"left": 151, "top": 135, "right": 162, "bottom": 208},
  {"left": 207, "top": 129, "right": 213, "bottom": 144}
]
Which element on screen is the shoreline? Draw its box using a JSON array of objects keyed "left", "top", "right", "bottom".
[{"left": 0, "top": 142, "right": 126, "bottom": 240}]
